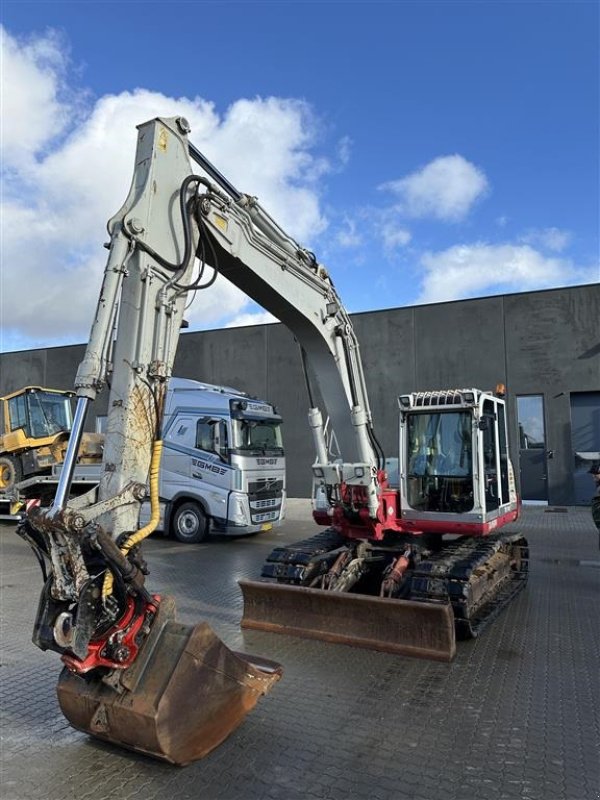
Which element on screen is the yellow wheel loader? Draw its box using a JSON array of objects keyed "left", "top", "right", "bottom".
[{"left": 0, "top": 386, "right": 103, "bottom": 492}]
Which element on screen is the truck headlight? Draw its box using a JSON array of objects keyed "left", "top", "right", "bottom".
[{"left": 231, "top": 494, "right": 249, "bottom": 525}]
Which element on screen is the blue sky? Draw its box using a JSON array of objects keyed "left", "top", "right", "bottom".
[{"left": 1, "top": 1, "right": 598, "bottom": 352}]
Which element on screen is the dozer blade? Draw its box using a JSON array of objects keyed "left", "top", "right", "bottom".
[
  {"left": 57, "top": 596, "right": 282, "bottom": 766},
  {"left": 240, "top": 580, "right": 456, "bottom": 662}
]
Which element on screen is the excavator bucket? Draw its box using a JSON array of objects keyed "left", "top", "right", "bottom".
[
  {"left": 56, "top": 597, "right": 282, "bottom": 765},
  {"left": 240, "top": 580, "right": 456, "bottom": 662}
]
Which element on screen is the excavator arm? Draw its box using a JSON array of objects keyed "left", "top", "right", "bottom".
[{"left": 18, "top": 117, "right": 282, "bottom": 765}]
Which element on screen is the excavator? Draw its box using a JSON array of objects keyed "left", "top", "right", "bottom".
[{"left": 17, "top": 116, "right": 527, "bottom": 765}]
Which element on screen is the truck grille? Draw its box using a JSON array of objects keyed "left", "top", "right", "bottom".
[
  {"left": 252, "top": 510, "right": 280, "bottom": 523},
  {"left": 251, "top": 497, "right": 280, "bottom": 510},
  {"left": 248, "top": 479, "right": 283, "bottom": 523}
]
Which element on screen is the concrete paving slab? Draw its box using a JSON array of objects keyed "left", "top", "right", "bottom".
[{"left": 1, "top": 503, "right": 599, "bottom": 800}]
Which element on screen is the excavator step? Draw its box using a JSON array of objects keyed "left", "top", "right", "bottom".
[{"left": 239, "top": 580, "right": 456, "bottom": 662}]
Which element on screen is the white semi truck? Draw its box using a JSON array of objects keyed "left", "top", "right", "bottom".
[
  {"left": 3, "top": 379, "right": 286, "bottom": 541},
  {"left": 143, "top": 377, "right": 285, "bottom": 542}
]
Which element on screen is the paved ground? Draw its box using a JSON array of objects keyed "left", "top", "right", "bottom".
[{"left": 1, "top": 501, "right": 599, "bottom": 800}]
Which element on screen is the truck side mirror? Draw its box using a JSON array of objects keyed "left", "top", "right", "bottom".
[
  {"left": 478, "top": 418, "right": 490, "bottom": 431},
  {"left": 212, "top": 421, "right": 230, "bottom": 463}
]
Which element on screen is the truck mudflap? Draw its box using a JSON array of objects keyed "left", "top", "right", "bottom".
[
  {"left": 56, "top": 597, "right": 282, "bottom": 766},
  {"left": 239, "top": 580, "right": 456, "bottom": 662}
]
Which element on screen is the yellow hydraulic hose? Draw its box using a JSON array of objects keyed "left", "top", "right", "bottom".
[{"left": 102, "top": 440, "right": 163, "bottom": 599}]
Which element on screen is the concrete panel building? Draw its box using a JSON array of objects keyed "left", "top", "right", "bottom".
[{"left": 1, "top": 283, "right": 598, "bottom": 505}]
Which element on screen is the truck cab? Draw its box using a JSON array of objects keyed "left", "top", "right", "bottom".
[{"left": 155, "top": 378, "right": 286, "bottom": 542}]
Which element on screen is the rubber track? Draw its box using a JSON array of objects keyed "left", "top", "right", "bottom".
[
  {"left": 408, "top": 534, "right": 529, "bottom": 639},
  {"left": 261, "top": 529, "right": 348, "bottom": 582}
]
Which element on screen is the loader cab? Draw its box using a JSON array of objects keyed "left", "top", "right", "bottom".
[
  {"left": 398, "top": 388, "right": 518, "bottom": 535},
  {"left": 2, "top": 387, "right": 74, "bottom": 444}
]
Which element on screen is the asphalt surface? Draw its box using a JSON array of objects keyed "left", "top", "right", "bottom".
[{"left": 1, "top": 501, "right": 599, "bottom": 800}]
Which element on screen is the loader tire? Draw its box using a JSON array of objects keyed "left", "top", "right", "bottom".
[
  {"left": 0, "top": 456, "right": 22, "bottom": 492},
  {"left": 172, "top": 502, "right": 209, "bottom": 544}
]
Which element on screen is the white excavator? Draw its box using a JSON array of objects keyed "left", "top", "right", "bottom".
[{"left": 19, "top": 116, "right": 527, "bottom": 765}]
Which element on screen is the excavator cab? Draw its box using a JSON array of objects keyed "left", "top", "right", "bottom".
[{"left": 398, "top": 388, "right": 519, "bottom": 534}]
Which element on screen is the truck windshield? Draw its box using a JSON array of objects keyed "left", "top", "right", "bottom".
[
  {"left": 406, "top": 411, "right": 473, "bottom": 513},
  {"left": 26, "top": 392, "right": 73, "bottom": 438},
  {"left": 232, "top": 419, "right": 283, "bottom": 454}
]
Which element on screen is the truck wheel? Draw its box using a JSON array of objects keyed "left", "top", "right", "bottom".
[
  {"left": 0, "top": 456, "right": 22, "bottom": 492},
  {"left": 172, "top": 502, "right": 208, "bottom": 544}
]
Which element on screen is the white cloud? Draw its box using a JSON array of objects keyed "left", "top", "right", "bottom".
[
  {"left": 379, "top": 215, "right": 412, "bottom": 251},
  {"left": 1, "top": 27, "right": 72, "bottom": 168},
  {"left": 0, "top": 27, "right": 330, "bottom": 351},
  {"left": 520, "top": 227, "right": 572, "bottom": 252},
  {"left": 337, "top": 136, "right": 352, "bottom": 166},
  {"left": 335, "top": 217, "right": 363, "bottom": 248},
  {"left": 417, "top": 242, "right": 596, "bottom": 304},
  {"left": 380, "top": 155, "right": 489, "bottom": 222}
]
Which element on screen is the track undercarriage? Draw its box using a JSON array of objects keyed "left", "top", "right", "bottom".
[{"left": 240, "top": 528, "right": 529, "bottom": 660}]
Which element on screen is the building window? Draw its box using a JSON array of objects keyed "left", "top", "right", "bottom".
[
  {"left": 517, "top": 396, "right": 545, "bottom": 450},
  {"left": 516, "top": 394, "right": 548, "bottom": 502}
]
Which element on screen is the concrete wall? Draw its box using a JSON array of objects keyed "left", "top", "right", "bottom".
[{"left": 2, "top": 284, "right": 598, "bottom": 503}]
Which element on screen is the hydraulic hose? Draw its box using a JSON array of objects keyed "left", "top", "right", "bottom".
[
  {"left": 101, "top": 440, "right": 163, "bottom": 599},
  {"left": 127, "top": 175, "right": 207, "bottom": 273}
]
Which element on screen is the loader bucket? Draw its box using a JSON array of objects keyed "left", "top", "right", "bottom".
[
  {"left": 57, "top": 596, "right": 282, "bottom": 765},
  {"left": 240, "top": 580, "right": 456, "bottom": 662}
]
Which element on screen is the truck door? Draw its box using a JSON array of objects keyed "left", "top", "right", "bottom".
[{"left": 193, "top": 418, "right": 232, "bottom": 497}]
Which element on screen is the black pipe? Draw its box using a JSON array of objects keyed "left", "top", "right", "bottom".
[{"left": 189, "top": 142, "right": 242, "bottom": 202}]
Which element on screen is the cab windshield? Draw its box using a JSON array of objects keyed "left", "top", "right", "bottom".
[
  {"left": 9, "top": 391, "right": 73, "bottom": 439},
  {"left": 406, "top": 411, "right": 474, "bottom": 513},
  {"left": 407, "top": 411, "right": 472, "bottom": 477},
  {"left": 232, "top": 419, "right": 283, "bottom": 455}
]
